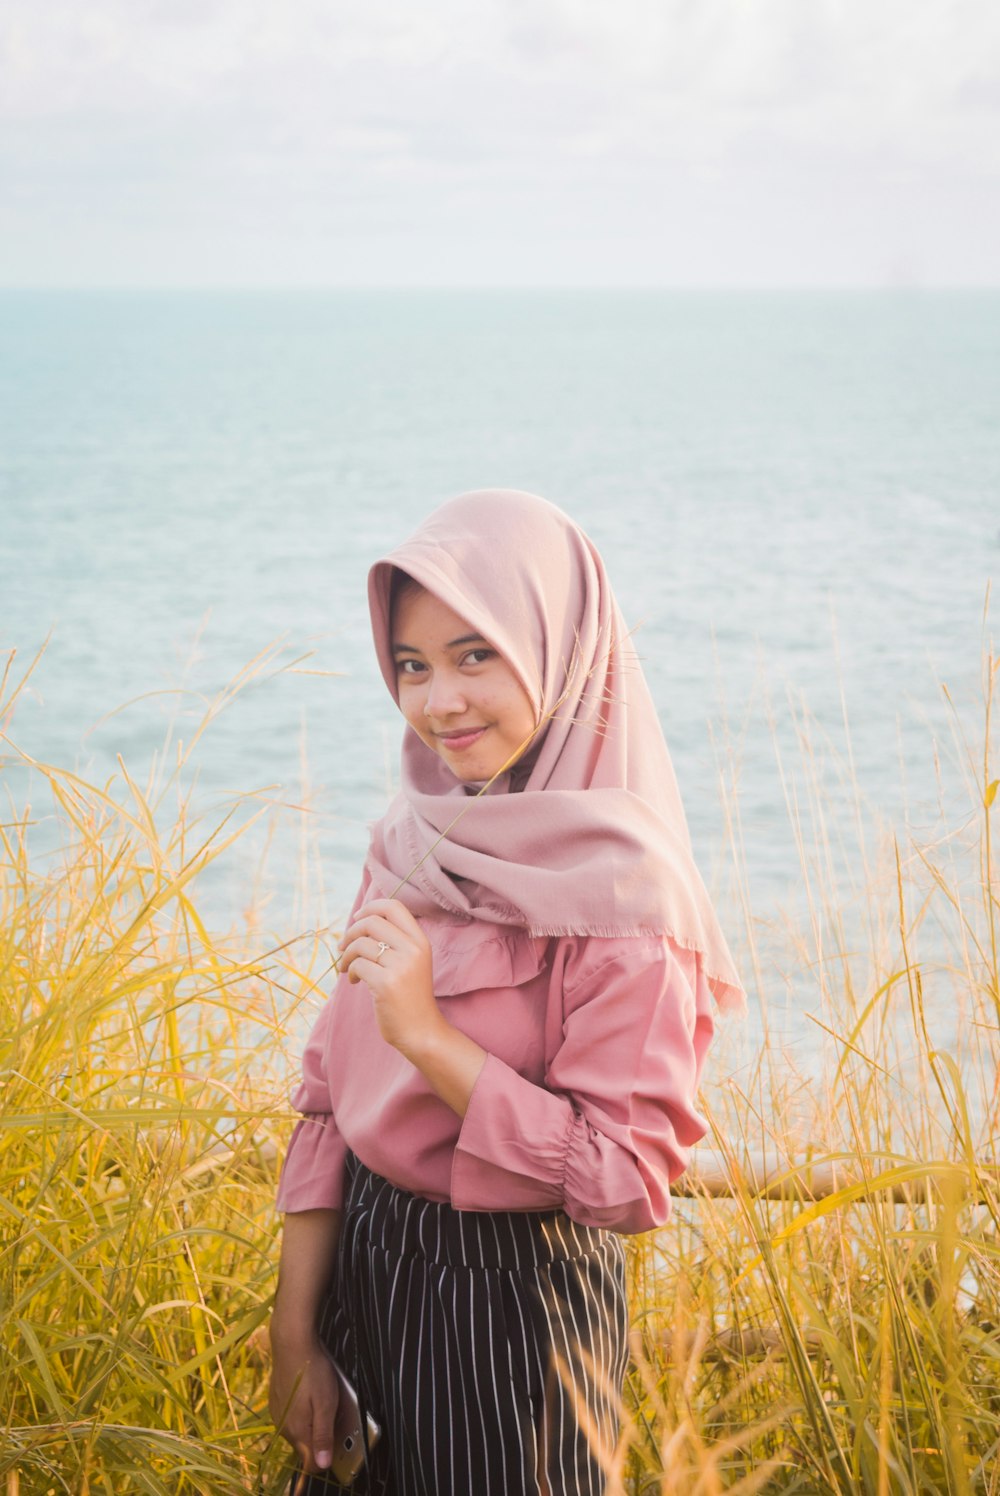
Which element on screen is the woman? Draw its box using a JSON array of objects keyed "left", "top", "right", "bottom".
[{"left": 268, "top": 489, "right": 745, "bottom": 1495}]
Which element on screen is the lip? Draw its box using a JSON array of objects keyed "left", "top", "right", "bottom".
[{"left": 434, "top": 726, "right": 488, "bottom": 752}]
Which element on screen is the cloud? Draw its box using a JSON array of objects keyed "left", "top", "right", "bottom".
[{"left": 1, "top": 0, "right": 998, "bottom": 283}]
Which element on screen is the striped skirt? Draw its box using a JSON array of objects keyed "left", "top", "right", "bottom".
[{"left": 295, "top": 1149, "right": 629, "bottom": 1496}]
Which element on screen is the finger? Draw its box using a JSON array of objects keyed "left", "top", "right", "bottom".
[
  {"left": 312, "top": 1384, "right": 338, "bottom": 1474},
  {"left": 339, "top": 931, "right": 378, "bottom": 974},
  {"left": 342, "top": 952, "right": 364, "bottom": 986},
  {"left": 353, "top": 898, "right": 420, "bottom": 936},
  {"left": 340, "top": 934, "right": 394, "bottom": 979},
  {"left": 346, "top": 953, "right": 383, "bottom": 987},
  {"left": 353, "top": 898, "right": 398, "bottom": 918},
  {"left": 271, "top": 1384, "right": 307, "bottom": 1447},
  {"left": 290, "top": 1434, "right": 313, "bottom": 1490},
  {"left": 339, "top": 912, "right": 402, "bottom": 952},
  {"left": 295, "top": 1444, "right": 319, "bottom": 1491}
]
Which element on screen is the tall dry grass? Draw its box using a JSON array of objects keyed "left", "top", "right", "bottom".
[
  {"left": 2, "top": 634, "right": 999, "bottom": 1494},
  {"left": 0, "top": 645, "right": 327, "bottom": 1494},
  {"left": 616, "top": 631, "right": 1000, "bottom": 1493}
]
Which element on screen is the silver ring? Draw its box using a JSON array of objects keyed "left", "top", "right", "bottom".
[{"left": 375, "top": 941, "right": 390, "bottom": 962}]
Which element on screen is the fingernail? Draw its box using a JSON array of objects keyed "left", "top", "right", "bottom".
[{"left": 316, "top": 1450, "right": 332, "bottom": 1470}]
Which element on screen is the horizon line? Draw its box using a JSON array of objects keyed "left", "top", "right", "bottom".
[{"left": 1, "top": 281, "right": 998, "bottom": 294}]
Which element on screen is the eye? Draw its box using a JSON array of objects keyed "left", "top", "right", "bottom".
[
  {"left": 462, "top": 648, "right": 495, "bottom": 666},
  {"left": 396, "top": 658, "right": 426, "bottom": 677}
]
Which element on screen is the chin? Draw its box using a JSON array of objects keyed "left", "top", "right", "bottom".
[
  {"left": 453, "top": 764, "right": 490, "bottom": 783},
  {"left": 447, "top": 758, "right": 501, "bottom": 783}
]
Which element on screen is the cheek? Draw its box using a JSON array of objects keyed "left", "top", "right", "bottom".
[{"left": 501, "top": 689, "right": 538, "bottom": 739}]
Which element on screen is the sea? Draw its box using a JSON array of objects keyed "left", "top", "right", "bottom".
[{"left": 2, "top": 289, "right": 999, "bottom": 1064}]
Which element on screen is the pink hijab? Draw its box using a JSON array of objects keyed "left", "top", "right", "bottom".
[{"left": 366, "top": 489, "right": 746, "bottom": 1015}]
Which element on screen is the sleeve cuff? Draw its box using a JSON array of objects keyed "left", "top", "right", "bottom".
[
  {"left": 275, "top": 1115, "right": 348, "bottom": 1213},
  {"left": 451, "top": 1052, "right": 576, "bottom": 1212}
]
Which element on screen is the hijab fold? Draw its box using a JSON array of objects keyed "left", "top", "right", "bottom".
[{"left": 367, "top": 489, "right": 746, "bottom": 1015}]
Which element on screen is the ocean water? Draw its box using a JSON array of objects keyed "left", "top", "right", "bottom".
[{"left": 2, "top": 289, "right": 999, "bottom": 1054}]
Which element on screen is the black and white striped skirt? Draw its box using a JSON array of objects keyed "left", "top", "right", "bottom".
[{"left": 296, "top": 1149, "right": 629, "bottom": 1496}]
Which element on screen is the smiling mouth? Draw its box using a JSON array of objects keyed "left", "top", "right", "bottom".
[{"left": 435, "top": 727, "right": 488, "bottom": 749}]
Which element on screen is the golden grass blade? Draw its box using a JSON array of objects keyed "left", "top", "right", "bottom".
[{"left": 5, "top": 638, "right": 1000, "bottom": 1491}]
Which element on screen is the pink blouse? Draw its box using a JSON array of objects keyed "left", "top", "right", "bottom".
[{"left": 276, "top": 903, "right": 715, "bottom": 1235}]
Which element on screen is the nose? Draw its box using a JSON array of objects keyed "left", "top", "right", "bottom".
[{"left": 423, "top": 667, "right": 467, "bottom": 720}]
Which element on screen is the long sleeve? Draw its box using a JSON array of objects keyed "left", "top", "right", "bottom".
[
  {"left": 449, "top": 936, "right": 713, "bottom": 1233},
  {"left": 275, "top": 996, "right": 349, "bottom": 1212}
]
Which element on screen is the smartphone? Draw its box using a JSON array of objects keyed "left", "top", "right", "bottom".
[{"left": 329, "top": 1361, "right": 381, "bottom": 1484}]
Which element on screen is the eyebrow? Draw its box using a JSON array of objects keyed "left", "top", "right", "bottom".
[{"left": 391, "top": 633, "right": 488, "bottom": 654}]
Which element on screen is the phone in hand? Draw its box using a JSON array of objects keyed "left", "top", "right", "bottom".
[{"left": 329, "top": 1361, "right": 381, "bottom": 1484}]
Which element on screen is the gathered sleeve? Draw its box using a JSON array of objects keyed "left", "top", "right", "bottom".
[
  {"left": 276, "top": 874, "right": 376, "bottom": 1213},
  {"left": 450, "top": 936, "right": 714, "bottom": 1233},
  {"left": 275, "top": 996, "right": 349, "bottom": 1213}
]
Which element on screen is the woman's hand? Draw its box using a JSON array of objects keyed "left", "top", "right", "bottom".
[
  {"left": 338, "top": 898, "right": 443, "bottom": 1057},
  {"left": 269, "top": 1209, "right": 343, "bottom": 1488},
  {"left": 268, "top": 1319, "right": 340, "bottom": 1489},
  {"left": 338, "top": 898, "right": 488, "bottom": 1115}
]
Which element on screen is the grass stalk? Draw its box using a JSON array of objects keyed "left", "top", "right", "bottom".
[{"left": 2, "top": 636, "right": 999, "bottom": 1491}]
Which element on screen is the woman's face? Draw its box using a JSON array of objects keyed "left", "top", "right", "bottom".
[{"left": 391, "top": 584, "right": 538, "bottom": 783}]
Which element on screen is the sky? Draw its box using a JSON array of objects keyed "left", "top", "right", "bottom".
[{"left": 2, "top": 0, "right": 999, "bottom": 287}]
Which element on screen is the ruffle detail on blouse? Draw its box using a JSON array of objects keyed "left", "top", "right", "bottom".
[
  {"left": 420, "top": 916, "right": 550, "bottom": 997},
  {"left": 275, "top": 1114, "right": 348, "bottom": 1213}
]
